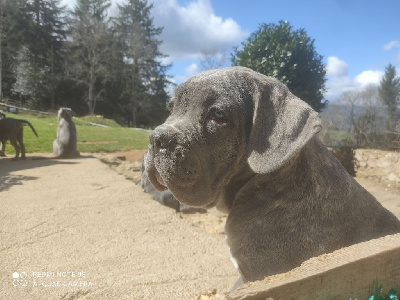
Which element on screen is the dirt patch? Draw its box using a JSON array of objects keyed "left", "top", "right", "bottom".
[
  {"left": 112, "top": 149, "right": 148, "bottom": 162},
  {"left": 94, "top": 150, "right": 147, "bottom": 185}
]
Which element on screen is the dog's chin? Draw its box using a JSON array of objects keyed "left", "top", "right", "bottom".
[
  {"left": 167, "top": 183, "right": 218, "bottom": 208},
  {"left": 165, "top": 171, "right": 222, "bottom": 208},
  {"left": 146, "top": 149, "right": 219, "bottom": 208},
  {"left": 149, "top": 165, "right": 217, "bottom": 208}
]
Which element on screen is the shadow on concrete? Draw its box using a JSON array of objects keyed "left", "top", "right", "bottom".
[{"left": 0, "top": 154, "right": 93, "bottom": 192}]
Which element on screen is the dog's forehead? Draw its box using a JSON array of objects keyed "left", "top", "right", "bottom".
[
  {"left": 173, "top": 85, "right": 216, "bottom": 107},
  {"left": 172, "top": 74, "right": 244, "bottom": 111}
]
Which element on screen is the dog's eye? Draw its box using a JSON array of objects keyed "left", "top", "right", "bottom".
[{"left": 210, "top": 108, "right": 228, "bottom": 125}]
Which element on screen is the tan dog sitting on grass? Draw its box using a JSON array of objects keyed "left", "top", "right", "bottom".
[{"left": 53, "top": 107, "right": 80, "bottom": 158}]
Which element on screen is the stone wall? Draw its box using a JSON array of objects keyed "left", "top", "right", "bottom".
[{"left": 355, "top": 149, "right": 400, "bottom": 189}]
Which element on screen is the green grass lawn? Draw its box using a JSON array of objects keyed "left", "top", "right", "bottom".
[{"left": 1, "top": 111, "right": 150, "bottom": 154}]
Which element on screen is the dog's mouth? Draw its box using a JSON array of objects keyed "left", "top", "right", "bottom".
[
  {"left": 145, "top": 145, "right": 199, "bottom": 192},
  {"left": 146, "top": 162, "right": 167, "bottom": 191},
  {"left": 145, "top": 130, "right": 222, "bottom": 208}
]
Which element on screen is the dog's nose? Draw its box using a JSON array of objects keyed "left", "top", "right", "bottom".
[{"left": 149, "top": 127, "right": 176, "bottom": 153}]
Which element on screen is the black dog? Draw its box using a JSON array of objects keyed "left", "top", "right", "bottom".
[{"left": 0, "top": 118, "right": 38, "bottom": 160}]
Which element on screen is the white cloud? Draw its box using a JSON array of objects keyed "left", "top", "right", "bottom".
[
  {"left": 152, "top": 0, "right": 247, "bottom": 62},
  {"left": 62, "top": 0, "right": 246, "bottom": 63},
  {"left": 325, "top": 56, "right": 355, "bottom": 100},
  {"left": 326, "top": 56, "right": 348, "bottom": 77},
  {"left": 185, "top": 63, "right": 199, "bottom": 77},
  {"left": 325, "top": 56, "right": 383, "bottom": 101},
  {"left": 354, "top": 70, "right": 384, "bottom": 86},
  {"left": 325, "top": 76, "right": 356, "bottom": 101},
  {"left": 383, "top": 40, "right": 400, "bottom": 51}
]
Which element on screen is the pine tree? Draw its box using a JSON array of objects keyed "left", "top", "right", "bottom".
[
  {"left": 113, "top": 0, "right": 170, "bottom": 127},
  {"left": 2, "top": 0, "right": 67, "bottom": 109},
  {"left": 0, "top": 0, "right": 4, "bottom": 99},
  {"left": 72, "top": 0, "right": 110, "bottom": 22},
  {"left": 379, "top": 64, "right": 400, "bottom": 132},
  {"left": 1, "top": 0, "right": 32, "bottom": 99},
  {"left": 26, "top": 0, "right": 68, "bottom": 109}
]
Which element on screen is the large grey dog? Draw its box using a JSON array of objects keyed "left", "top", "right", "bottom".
[
  {"left": 145, "top": 67, "right": 400, "bottom": 284},
  {"left": 0, "top": 117, "right": 38, "bottom": 160},
  {"left": 53, "top": 107, "right": 80, "bottom": 158}
]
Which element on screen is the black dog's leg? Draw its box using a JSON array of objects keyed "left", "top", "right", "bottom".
[
  {"left": 17, "top": 130, "right": 26, "bottom": 159},
  {"left": 9, "top": 138, "right": 20, "bottom": 160},
  {"left": 0, "top": 140, "right": 6, "bottom": 157}
]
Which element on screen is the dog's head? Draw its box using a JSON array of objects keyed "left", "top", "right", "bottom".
[
  {"left": 58, "top": 107, "right": 75, "bottom": 121},
  {"left": 145, "top": 67, "right": 321, "bottom": 209}
]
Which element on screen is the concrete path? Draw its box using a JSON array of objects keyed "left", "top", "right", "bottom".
[{"left": 0, "top": 155, "right": 238, "bottom": 300}]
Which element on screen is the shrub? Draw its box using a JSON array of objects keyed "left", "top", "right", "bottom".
[{"left": 330, "top": 146, "right": 357, "bottom": 177}]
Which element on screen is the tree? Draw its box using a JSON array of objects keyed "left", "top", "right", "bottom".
[
  {"left": 0, "top": 0, "right": 4, "bottom": 99},
  {"left": 113, "top": 0, "right": 170, "bottom": 127},
  {"left": 72, "top": 0, "right": 110, "bottom": 21},
  {"left": 27, "top": 0, "right": 68, "bottom": 109},
  {"left": 379, "top": 64, "right": 400, "bottom": 132},
  {"left": 11, "top": 47, "right": 32, "bottom": 100},
  {"left": 337, "top": 89, "right": 361, "bottom": 145},
  {"left": 333, "top": 85, "right": 384, "bottom": 148},
  {"left": 199, "top": 47, "right": 227, "bottom": 71},
  {"left": 1, "top": 0, "right": 33, "bottom": 99},
  {"left": 17, "top": 0, "right": 68, "bottom": 109},
  {"left": 232, "top": 20, "right": 327, "bottom": 112},
  {"left": 68, "top": 0, "right": 112, "bottom": 115},
  {"left": 356, "top": 85, "right": 383, "bottom": 147},
  {"left": 12, "top": 46, "right": 51, "bottom": 108},
  {"left": 0, "top": 0, "right": 67, "bottom": 108}
]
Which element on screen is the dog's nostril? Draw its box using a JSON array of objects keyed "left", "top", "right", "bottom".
[
  {"left": 153, "top": 134, "right": 175, "bottom": 154},
  {"left": 155, "top": 138, "right": 170, "bottom": 151},
  {"left": 150, "top": 127, "right": 178, "bottom": 153}
]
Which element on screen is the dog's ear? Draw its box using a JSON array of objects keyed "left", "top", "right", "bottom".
[{"left": 247, "top": 77, "right": 322, "bottom": 174}]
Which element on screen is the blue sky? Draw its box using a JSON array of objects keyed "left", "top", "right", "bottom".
[{"left": 62, "top": 0, "right": 400, "bottom": 101}]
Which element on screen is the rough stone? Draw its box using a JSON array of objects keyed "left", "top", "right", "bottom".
[
  {"left": 355, "top": 149, "right": 400, "bottom": 190},
  {"left": 388, "top": 173, "right": 399, "bottom": 183}
]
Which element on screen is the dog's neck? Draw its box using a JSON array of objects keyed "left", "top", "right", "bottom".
[{"left": 217, "top": 163, "right": 255, "bottom": 213}]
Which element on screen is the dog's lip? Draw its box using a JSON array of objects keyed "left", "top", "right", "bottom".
[
  {"left": 147, "top": 156, "right": 198, "bottom": 191},
  {"left": 146, "top": 162, "right": 168, "bottom": 191}
]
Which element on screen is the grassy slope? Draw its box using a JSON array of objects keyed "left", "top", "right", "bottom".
[{"left": 1, "top": 112, "right": 150, "bottom": 154}]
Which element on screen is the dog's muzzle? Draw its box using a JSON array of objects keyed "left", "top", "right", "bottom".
[{"left": 146, "top": 125, "right": 199, "bottom": 192}]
